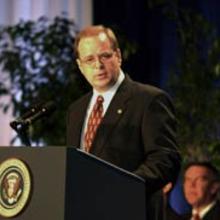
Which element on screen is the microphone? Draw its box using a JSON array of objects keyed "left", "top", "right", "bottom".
[
  {"left": 10, "top": 102, "right": 44, "bottom": 128},
  {"left": 10, "top": 101, "right": 56, "bottom": 131},
  {"left": 23, "top": 101, "right": 56, "bottom": 125},
  {"left": 10, "top": 102, "right": 44, "bottom": 130}
]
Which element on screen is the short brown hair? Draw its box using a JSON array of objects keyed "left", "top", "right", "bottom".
[
  {"left": 74, "top": 25, "right": 119, "bottom": 58},
  {"left": 184, "top": 161, "right": 220, "bottom": 181}
]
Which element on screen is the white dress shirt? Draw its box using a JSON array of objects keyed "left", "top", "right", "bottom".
[{"left": 80, "top": 70, "right": 125, "bottom": 150}]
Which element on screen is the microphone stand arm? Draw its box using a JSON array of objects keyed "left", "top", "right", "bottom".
[{"left": 10, "top": 121, "right": 31, "bottom": 147}]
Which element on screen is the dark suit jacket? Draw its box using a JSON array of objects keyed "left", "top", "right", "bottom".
[
  {"left": 182, "top": 201, "right": 220, "bottom": 220},
  {"left": 165, "top": 204, "right": 184, "bottom": 220},
  {"left": 67, "top": 75, "right": 181, "bottom": 219}
]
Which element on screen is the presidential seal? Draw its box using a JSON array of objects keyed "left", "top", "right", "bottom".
[{"left": 0, "top": 158, "right": 31, "bottom": 218}]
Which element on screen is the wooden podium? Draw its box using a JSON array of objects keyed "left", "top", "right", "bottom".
[{"left": 0, "top": 147, "right": 146, "bottom": 220}]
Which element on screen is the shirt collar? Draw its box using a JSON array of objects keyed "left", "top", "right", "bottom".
[{"left": 192, "top": 200, "right": 216, "bottom": 219}]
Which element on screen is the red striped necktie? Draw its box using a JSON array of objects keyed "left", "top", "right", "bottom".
[{"left": 84, "top": 95, "right": 104, "bottom": 152}]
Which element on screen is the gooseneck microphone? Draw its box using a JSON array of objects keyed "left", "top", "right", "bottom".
[
  {"left": 10, "top": 102, "right": 44, "bottom": 129},
  {"left": 10, "top": 101, "right": 56, "bottom": 131}
]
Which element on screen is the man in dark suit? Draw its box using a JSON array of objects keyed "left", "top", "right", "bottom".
[
  {"left": 182, "top": 162, "right": 220, "bottom": 220},
  {"left": 66, "top": 25, "right": 181, "bottom": 220}
]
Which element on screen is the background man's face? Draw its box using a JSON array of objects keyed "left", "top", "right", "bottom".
[
  {"left": 77, "top": 33, "right": 121, "bottom": 92},
  {"left": 183, "top": 165, "right": 217, "bottom": 209}
]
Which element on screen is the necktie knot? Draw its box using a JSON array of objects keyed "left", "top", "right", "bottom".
[
  {"left": 192, "top": 212, "right": 201, "bottom": 220},
  {"left": 97, "top": 95, "right": 104, "bottom": 103},
  {"left": 93, "top": 95, "right": 104, "bottom": 111}
]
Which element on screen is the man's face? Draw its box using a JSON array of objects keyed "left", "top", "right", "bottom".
[
  {"left": 77, "top": 33, "right": 122, "bottom": 92},
  {"left": 183, "top": 165, "right": 218, "bottom": 209}
]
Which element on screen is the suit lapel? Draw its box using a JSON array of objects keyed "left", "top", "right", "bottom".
[
  {"left": 203, "top": 201, "right": 220, "bottom": 220},
  {"left": 90, "top": 76, "right": 133, "bottom": 155},
  {"left": 69, "top": 93, "right": 92, "bottom": 148}
]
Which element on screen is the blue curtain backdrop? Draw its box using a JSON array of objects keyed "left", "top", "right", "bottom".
[{"left": 93, "top": 0, "right": 220, "bottom": 87}]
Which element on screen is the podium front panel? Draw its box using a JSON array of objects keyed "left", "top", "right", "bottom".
[
  {"left": 66, "top": 149, "right": 146, "bottom": 220},
  {"left": 0, "top": 147, "right": 67, "bottom": 220},
  {"left": 0, "top": 147, "right": 146, "bottom": 220}
]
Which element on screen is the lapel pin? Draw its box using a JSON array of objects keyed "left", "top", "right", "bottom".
[{"left": 117, "top": 109, "right": 123, "bottom": 114}]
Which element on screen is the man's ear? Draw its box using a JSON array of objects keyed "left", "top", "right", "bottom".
[
  {"left": 210, "top": 181, "right": 220, "bottom": 195},
  {"left": 116, "top": 48, "right": 122, "bottom": 65},
  {"left": 76, "top": 58, "right": 83, "bottom": 73}
]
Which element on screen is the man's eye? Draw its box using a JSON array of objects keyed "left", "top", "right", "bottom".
[
  {"left": 197, "top": 177, "right": 208, "bottom": 182},
  {"left": 100, "top": 52, "right": 113, "bottom": 59},
  {"left": 84, "top": 57, "right": 95, "bottom": 63}
]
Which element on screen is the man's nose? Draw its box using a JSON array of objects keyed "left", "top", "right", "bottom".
[
  {"left": 189, "top": 179, "right": 197, "bottom": 187},
  {"left": 94, "top": 57, "right": 104, "bottom": 68}
]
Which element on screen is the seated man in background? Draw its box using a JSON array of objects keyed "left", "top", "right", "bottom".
[{"left": 183, "top": 161, "right": 220, "bottom": 220}]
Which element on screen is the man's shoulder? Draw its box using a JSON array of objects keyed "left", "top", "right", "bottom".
[
  {"left": 205, "top": 200, "right": 220, "bottom": 219},
  {"left": 125, "top": 76, "right": 169, "bottom": 99},
  {"left": 68, "top": 92, "right": 92, "bottom": 112},
  {"left": 180, "top": 212, "right": 191, "bottom": 220}
]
